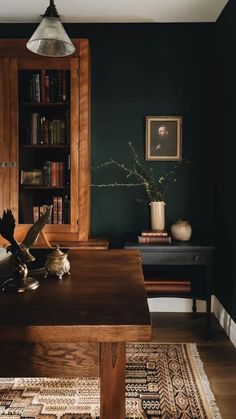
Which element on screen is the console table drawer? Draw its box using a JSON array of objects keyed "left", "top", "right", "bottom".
[{"left": 140, "top": 251, "right": 208, "bottom": 265}]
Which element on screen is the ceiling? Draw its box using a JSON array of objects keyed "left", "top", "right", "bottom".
[{"left": 0, "top": 0, "right": 229, "bottom": 23}]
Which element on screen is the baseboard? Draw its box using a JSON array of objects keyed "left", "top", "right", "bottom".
[
  {"left": 148, "top": 297, "right": 209, "bottom": 313},
  {"left": 213, "top": 296, "right": 236, "bottom": 348}
]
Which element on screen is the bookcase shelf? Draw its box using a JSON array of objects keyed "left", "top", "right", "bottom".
[
  {"left": 21, "top": 186, "right": 68, "bottom": 190},
  {"left": 21, "top": 102, "right": 70, "bottom": 107},
  {"left": 21, "top": 145, "right": 70, "bottom": 149},
  {"left": 0, "top": 39, "right": 91, "bottom": 245}
]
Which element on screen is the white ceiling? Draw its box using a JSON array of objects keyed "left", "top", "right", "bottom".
[{"left": 0, "top": 0, "right": 229, "bottom": 23}]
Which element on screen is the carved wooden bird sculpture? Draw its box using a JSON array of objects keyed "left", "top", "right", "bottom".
[{"left": 0, "top": 205, "right": 52, "bottom": 263}]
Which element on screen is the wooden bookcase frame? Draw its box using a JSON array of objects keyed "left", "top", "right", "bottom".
[{"left": 0, "top": 39, "right": 90, "bottom": 245}]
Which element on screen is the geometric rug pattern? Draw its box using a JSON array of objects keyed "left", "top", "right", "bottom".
[{"left": 0, "top": 343, "right": 222, "bottom": 419}]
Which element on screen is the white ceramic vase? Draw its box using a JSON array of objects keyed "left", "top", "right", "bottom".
[
  {"left": 171, "top": 220, "right": 192, "bottom": 241},
  {"left": 150, "top": 201, "right": 165, "bottom": 231}
]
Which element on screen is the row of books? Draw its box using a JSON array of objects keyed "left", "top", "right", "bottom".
[
  {"left": 23, "top": 70, "right": 69, "bottom": 103},
  {"left": 138, "top": 229, "right": 172, "bottom": 244},
  {"left": 33, "top": 196, "right": 70, "bottom": 224},
  {"left": 28, "top": 111, "right": 70, "bottom": 145},
  {"left": 43, "top": 161, "right": 66, "bottom": 187},
  {"left": 20, "top": 162, "right": 67, "bottom": 187}
]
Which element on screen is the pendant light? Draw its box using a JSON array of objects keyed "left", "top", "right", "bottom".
[{"left": 26, "top": 0, "right": 75, "bottom": 57}]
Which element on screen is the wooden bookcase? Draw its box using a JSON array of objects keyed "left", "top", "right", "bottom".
[{"left": 0, "top": 39, "right": 91, "bottom": 246}]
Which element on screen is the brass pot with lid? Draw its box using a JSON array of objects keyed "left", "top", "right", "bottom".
[{"left": 44, "top": 244, "right": 70, "bottom": 279}]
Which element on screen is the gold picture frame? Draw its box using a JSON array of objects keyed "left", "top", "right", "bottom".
[
  {"left": 21, "top": 170, "right": 43, "bottom": 185},
  {"left": 145, "top": 116, "right": 182, "bottom": 161}
]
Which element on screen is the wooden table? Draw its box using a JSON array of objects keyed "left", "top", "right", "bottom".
[{"left": 0, "top": 249, "right": 152, "bottom": 419}]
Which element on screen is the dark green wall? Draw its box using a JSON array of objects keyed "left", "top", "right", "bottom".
[
  {"left": 89, "top": 24, "right": 216, "bottom": 249},
  {"left": 214, "top": 0, "right": 236, "bottom": 322},
  {"left": 0, "top": 22, "right": 216, "bottom": 248}
]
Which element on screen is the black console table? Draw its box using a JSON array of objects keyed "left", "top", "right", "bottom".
[{"left": 124, "top": 237, "right": 214, "bottom": 338}]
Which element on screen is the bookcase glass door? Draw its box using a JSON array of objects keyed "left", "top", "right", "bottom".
[
  {"left": 18, "top": 69, "right": 71, "bottom": 225},
  {"left": 0, "top": 39, "right": 90, "bottom": 245}
]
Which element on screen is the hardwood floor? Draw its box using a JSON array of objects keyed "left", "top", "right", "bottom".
[{"left": 150, "top": 313, "right": 236, "bottom": 419}]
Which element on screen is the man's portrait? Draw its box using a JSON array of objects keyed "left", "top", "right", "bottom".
[{"left": 145, "top": 116, "right": 182, "bottom": 161}]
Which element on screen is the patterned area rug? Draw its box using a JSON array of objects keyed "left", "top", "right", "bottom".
[{"left": 0, "top": 343, "right": 221, "bottom": 419}]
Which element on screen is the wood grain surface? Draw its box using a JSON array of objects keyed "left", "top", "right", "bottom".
[
  {"left": 0, "top": 249, "right": 152, "bottom": 342},
  {"left": 0, "top": 342, "right": 99, "bottom": 377}
]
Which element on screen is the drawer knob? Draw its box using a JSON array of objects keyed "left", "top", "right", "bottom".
[{"left": 193, "top": 255, "right": 199, "bottom": 261}]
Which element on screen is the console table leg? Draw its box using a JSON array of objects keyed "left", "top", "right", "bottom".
[
  {"left": 206, "top": 261, "right": 213, "bottom": 340},
  {"left": 192, "top": 298, "right": 197, "bottom": 313},
  {"left": 100, "top": 342, "right": 126, "bottom": 419}
]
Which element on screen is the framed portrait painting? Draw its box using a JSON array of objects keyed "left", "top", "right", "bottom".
[
  {"left": 145, "top": 116, "right": 182, "bottom": 161},
  {"left": 21, "top": 170, "right": 43, "bottom": 185}
]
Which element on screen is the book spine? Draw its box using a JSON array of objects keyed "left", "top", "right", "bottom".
[
  {"left": 34, "top": 73, "right": 40, "bottom": 103},
  {"left": 44, "top": 160, "right": 51, "bottom": 185},
  {"left": 53, "top": 196, "right": 58, "bottom": 224},
  {"left": 61, "top": 120, "right": 65, "bottom": 144},
  {"left": 40, "top": 70, "right": 46, "bottom": 103},
  {"left": 55, "top": 162, "right": 60, "bottom": 186},
  {"left": 141, "top": 231, "right": 168, "bottom": 237},
  {"left": 33, "top": 206, "right": 39, "bottom": 223},
  {"left": 59, "top": 162, "right": 64, "bottom": 186},
  {"left": 45, "top": 75, "right": 50, "bottom": 102},
  {"left": 138, "top": 236, "right": 171, "bottom": 244},
  {"left": 145, "top": 280, "right": 191, "bottom": 294},
  {"left": 57, "top": 196, "right": 63, "bottom": 224},
  {"left": 57, "top": 70, "right": 62, "bottom": 102},
  {"left": 20, "top": 170, "right": 24, "bottom": 184},
  {"left": 51, "top": 162, "right": 57, "bottom": 187},
  {"left": 31, "top": 113, "right": 39, "bottom": 144}
]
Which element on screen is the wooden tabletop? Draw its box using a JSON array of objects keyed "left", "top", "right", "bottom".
[{"left": 0, "top": 249, "right": 152, "bottom": 343}]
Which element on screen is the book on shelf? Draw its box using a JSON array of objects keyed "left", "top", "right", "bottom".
[
  {"left": 42, "top": 161, "right": 65, "bottom": 187},
  {"left": 45, "top": 74, "right": 50, "bottom": 102},
  {"left": 25, "top": 70, "right": 69, "bottom": 104},
  {"left": 31, "top": 113, "right": 39, "bottom": 144},
  {"left": 138, "top": 235, "right": 172, "bottom": 244},
  {"left": 33, "top": 199, "right": 68, "bottom": 224},
  {"left": 51, "top": 196, "right": 70, "bottom": 224},
  {"left": 145, "top": 280, "right": 191, "bottom": 294},
  {"left": 50, "top": 161, "right": 58, "bottom": 187},
  {"left": 40, "top": 70, "right": 46, "bottom": 103},
  {"left": 33, "top": 206, "right": 39, "bottom": 223},
  {"left": 33, "top": 73, "right": 40, "bottom": 103},
  {"left": 53, "top": 196, "right": 58, "bottom": 224},
  {"left": 141, "top": 229, "right": 168, "bottom": 237},
  {"left": 57, "top": 197, "right": 63, "bottom": 224},
  {"left": 33, "top": 205, "right": 52, "bottom": 224}
]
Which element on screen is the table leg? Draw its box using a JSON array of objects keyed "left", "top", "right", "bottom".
[
  {"left": 192, "top": 298, "right": 197, "bottom": 313},
  {"left": 100, "top": 342, "right": 126, "bottom": 419},
  {"left": 206, "top": 258, "right": 213, "bottom": 340}
]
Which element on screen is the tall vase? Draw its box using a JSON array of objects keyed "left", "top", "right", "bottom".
[{"left": 150, "top": 201, "right": 165, "bottom": 231}]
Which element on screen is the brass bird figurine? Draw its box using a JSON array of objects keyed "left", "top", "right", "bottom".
[
  {"left": 0, "top": 205, "right": 52, "bottom": 291},
  {"left": 0, "top": 205, "right": 52, "bottom": 263}
]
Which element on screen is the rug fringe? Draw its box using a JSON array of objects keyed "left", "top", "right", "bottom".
[{"left": 189, "top": 343, "right": 222, "bottom": 419}]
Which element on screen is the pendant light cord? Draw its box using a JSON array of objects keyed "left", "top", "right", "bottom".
[{"left": 43, "top": 0, "right": 60, "bottom": 18}]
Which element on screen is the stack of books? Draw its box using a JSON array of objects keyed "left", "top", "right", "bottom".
[{"left": 138, "top": 229, "right": 171, "bottom": 244}]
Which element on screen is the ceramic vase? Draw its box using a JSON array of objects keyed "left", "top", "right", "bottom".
[
  {"left": 150, "top": 201, "right": 165, "bottom": 231},
  {"left": 171, "top": 220, "right": 192, "bottom": 241}
]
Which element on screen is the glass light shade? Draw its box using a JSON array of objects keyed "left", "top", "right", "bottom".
[{"left": 26, "top": 17, "right": 75, "bottom": 57}]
